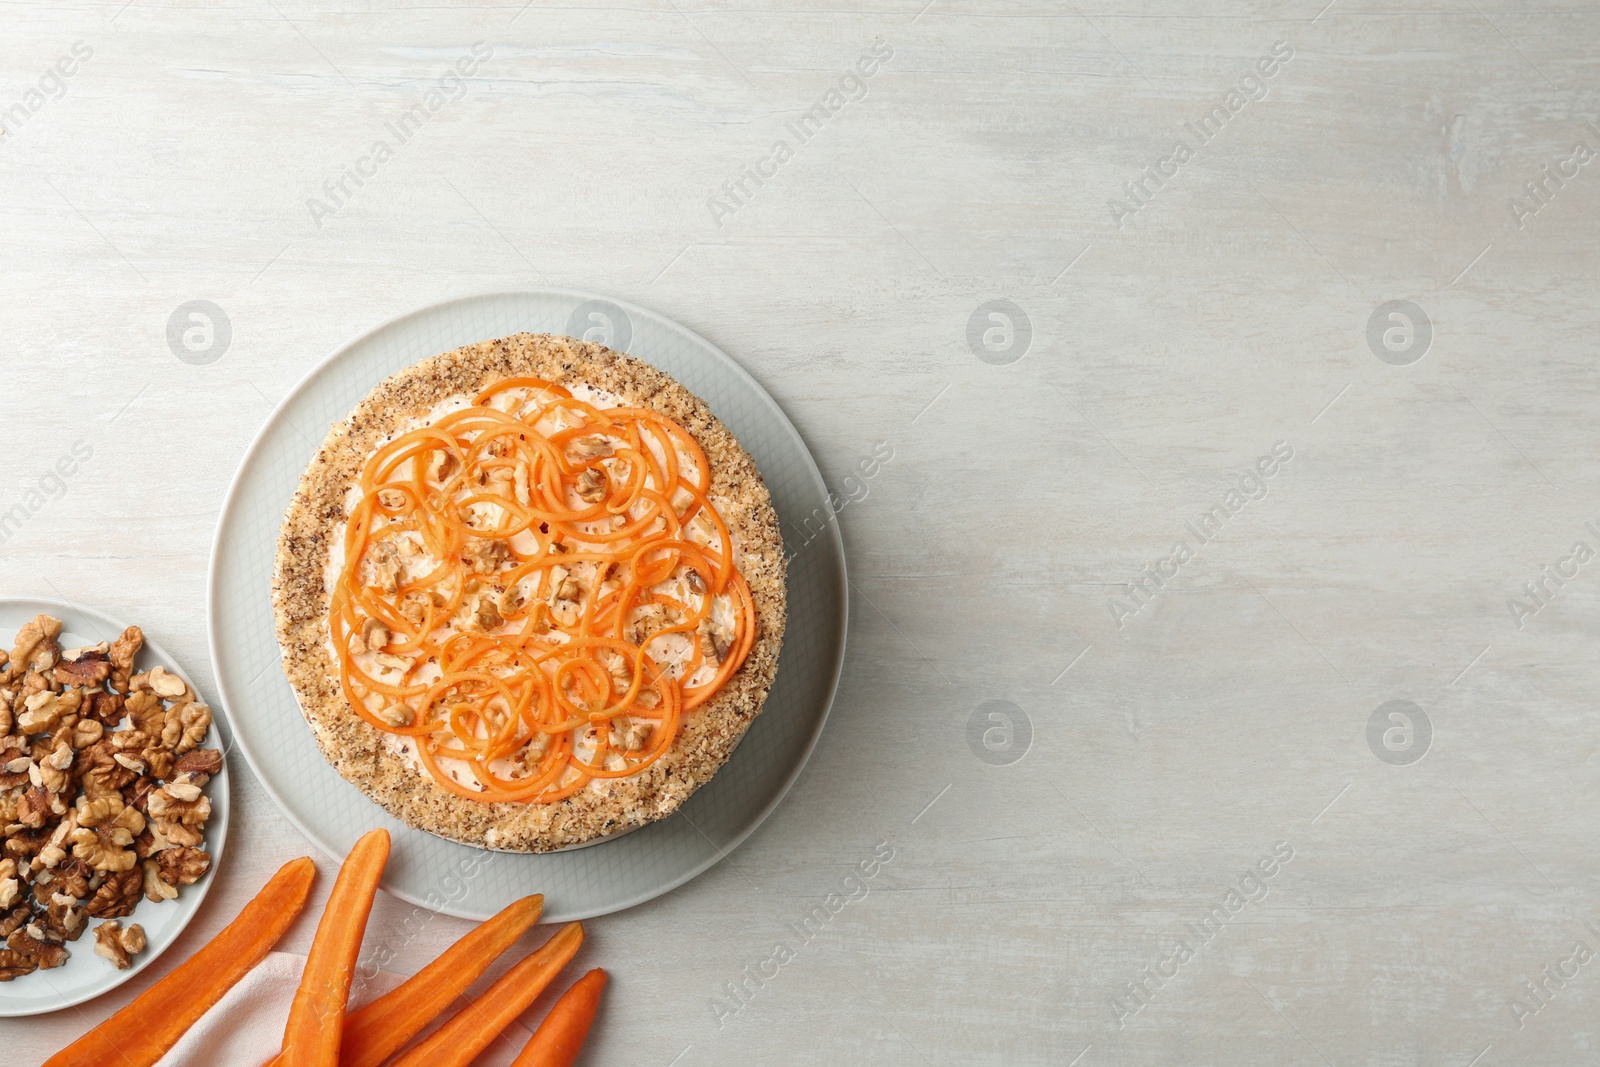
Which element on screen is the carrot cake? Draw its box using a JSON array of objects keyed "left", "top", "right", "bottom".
[{"left": 272, "top": 333, "right": 785, "bottom": 852}]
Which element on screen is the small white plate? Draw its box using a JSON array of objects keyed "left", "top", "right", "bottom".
[
  {"left": 0, "top": 597, "right": 230, "bottom": 1018},
  {"left": 209, "top": 289, "right": 848, "bottom": 922}
]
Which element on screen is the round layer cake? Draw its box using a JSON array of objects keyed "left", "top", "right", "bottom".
[{"left": 272, "top": 333, "right": 786, "bottom": 852}]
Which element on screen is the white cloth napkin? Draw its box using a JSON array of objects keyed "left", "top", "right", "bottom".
[{"left": 153, "top": 951, "right": 534, "bottom": 1067}]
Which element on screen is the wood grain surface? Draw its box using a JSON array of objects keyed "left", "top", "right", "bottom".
[{"left": 2, "top": 2, "right": 1598, "bottom": 1064}]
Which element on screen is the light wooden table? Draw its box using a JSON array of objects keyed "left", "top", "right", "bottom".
[{"left": 4, "top": 2, "right": 1599, "bottom": 1064}]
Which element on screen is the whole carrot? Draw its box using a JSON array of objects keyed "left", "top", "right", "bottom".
[
  {"left": 280, "top": 828, "right": 391, "bottom": 1067},
  {"left": 511, "top": 968, "right": 607, "bottom": 1067},
  {"left": 389, "top": 921, "right": 585, "bottom": 1067},
  {"left": 259, "top": 893, "right": 545, "bottom": 1067},
  {"left": 44, "top": 857, "right": 317, "bottom": 1067}
]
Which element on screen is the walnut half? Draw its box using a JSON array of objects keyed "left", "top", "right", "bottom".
[
  {"left": 0, "top": 904, "right": 30, "bottom": 940},
  {"left": 17, "top": 691, "right": 68, "bottom": 735},
  {"left": 7, "top": 924, "right": 66, "bottom": 969},
  {"left": 145, "top": 785, "right": 209, "bottom": 827},
  {"left": 85, "top": 868, "right": 142, "bottom": 919},
  {"left": 108, "top": 625, "right": 143, "bottom": 692},
  {"left": 173, "top": 748, "right": 222, "bottom": 779},
  {"left": 92, "top": 920, "right": 146, "bottom": 970},
  {"left": 8, "top": 615, "right": 62, "bottom": 675},
  {"left": 156, "top": 847, "right": 210, "bottom": 890},
  {"left": 70, "top": 822, "right": 139, "bottom": 873},
  {"left": 141, "top": 858, "right": 176, "bottom": 903},
  {"left": 0, "top": 949, "right": 38, "bottom": 981},
  {"left": 613, "top": 717, "right": 652, "bottom": 752},
  {"left": 54, "top": 652, "right": 111, "bottom": 687},
  {"left": 0, "top": 858, "right": 17, "bottom": 909}
]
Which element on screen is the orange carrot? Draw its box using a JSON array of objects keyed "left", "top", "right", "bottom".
[
  {"left": 260, "top": 893, "right": 545, "bottom": 1067},
  {"left": 280, "top": 829, "right": 391, "bottom": 1067},
  {"left": 510, "top": 968, "right": 607, "bottom": 1067},
  {"left": 389, "top": 921, "right": 585, "bottom": 1067},
  {"left": 43, "top": 857, "right": 317, "bottom": 1067}
]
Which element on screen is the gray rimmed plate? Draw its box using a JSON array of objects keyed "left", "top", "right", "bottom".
[
  {"left": 207, "top": 289, "right": 846, "bottom": 922},
  {"left": 0, "top": 597, "right": 230, "bottom": 1017}
]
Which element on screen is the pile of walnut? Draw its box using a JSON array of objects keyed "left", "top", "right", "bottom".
[{"left": 0, "top": 615, "right": 219, "bottom": 980}]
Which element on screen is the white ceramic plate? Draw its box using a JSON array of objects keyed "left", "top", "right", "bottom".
[
  {"left": 0, "top": 597, "right": 230, "bottom": 1018},
  {"left": 208, "top": 289, "right": 847, "bottom": 922}
]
